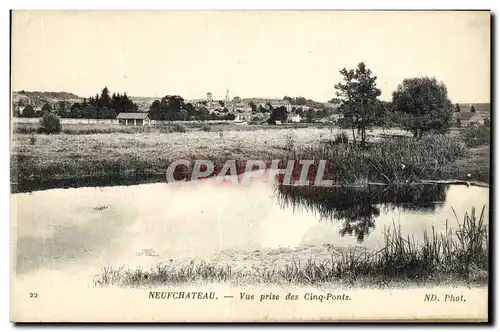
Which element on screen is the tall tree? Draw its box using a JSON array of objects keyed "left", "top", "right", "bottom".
[
  {"left": 55, "top": 101, "right": 69, "bottom": 118},
  {"left": 249, "top": 101, "right": 257, "bottom": 114},
  {"left": 270, "top": 106, "right": 288, "bottom": 122},
  {"left": 69, "top": 102, "right": 83, "bottom": 118},
  {"left": 100, "top": 86, "right": 111, "bottom": 109},
  {"left": 295, "top": 97, "right": 307, "bottom": 105},
  {"left": 392, "top": 77, "right": 453, "bottom": 138},
  {"left": 147, "top": 95, "right": 186, "bottom": 121},
  {"left": 21, "top": 105, "right": 36, "bottom": 117},
  {"left": 41, "top": 102, "right": 52, "bottom": 114},
  {"left": 332, "top": 62, "right": 381, "bottom": 145}
]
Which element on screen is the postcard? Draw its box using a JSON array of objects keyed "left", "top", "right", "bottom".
[{"left": 10, "top": 10, "right": 490, "bottom": 322}]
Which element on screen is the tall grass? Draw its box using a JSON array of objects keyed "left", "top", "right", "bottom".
[
  {"left": 461, "top": 125, "right": 491, "bottom": 147},
  {"left": 13, "top": 122, "right": 331, "bottom": 135},
  {"left": 13, "top": 123, "right": 190, "bottom": 135},
  {"left": 284, "top": 135, "right": 469, "bottom": 184},
  {"left": 94, "top": 206, "right": 488, "bottom": 287}
]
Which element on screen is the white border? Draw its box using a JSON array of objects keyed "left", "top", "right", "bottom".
[{"left": 2, "top": 1, "right": 497, "bottom": 330}]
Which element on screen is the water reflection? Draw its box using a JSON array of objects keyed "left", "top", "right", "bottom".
[
  {"left": 12, "top": 173, "right": 165, "bottom": 194},
  {"left": 275, "top": 184, "right": 449, "bottom": 242}
]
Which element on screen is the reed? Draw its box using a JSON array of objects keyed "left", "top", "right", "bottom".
[
  {"left": 94, "top": 206, "right": 488, "bottom": 287},
  {"left": 285, "top": 135, "right": 469, "bottom": 184}
]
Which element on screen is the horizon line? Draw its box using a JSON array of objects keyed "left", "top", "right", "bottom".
[{"left": 12, "top": 90, "right": 490, "bottom": 105}]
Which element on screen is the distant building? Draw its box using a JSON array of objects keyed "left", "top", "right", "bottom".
[
  {"left": 289, "top": 113, "right": 301, "bottom": 123},
  {"left": 116, "top": 112, "right": 151, "bottom": 126},
  {"left": 454, "top": 112, "right": 485, "bottom": 126},
  {"left": 241, "top": 98, "right": 292, "bottom": 111},
  {"left": 234, "top": 112, "right": 253, "bottom": 122}
]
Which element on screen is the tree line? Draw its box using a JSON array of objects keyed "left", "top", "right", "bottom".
[
  {"left": 14, "top": 67, "right": 474, "bottom": 138},
  {"left": 16, "top": 87, "right": 139, "bottom": 119},
  {"left": 148, "top": 95, "right": 235, "bottom": 121},
  {"left": 332, "top": 62, "right": 462, "bottom": 144}
]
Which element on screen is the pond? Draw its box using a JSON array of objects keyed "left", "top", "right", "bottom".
[{"left": 12, "top": 173, "right": 489, "bottom": 278}]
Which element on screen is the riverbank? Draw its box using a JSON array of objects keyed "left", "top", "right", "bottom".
[
  {"left": 94, "top": 206, "right": 488, "bottom": 288},
  {"left": 11, "top": 128, "right": 323, "bottom": 190},
  {"left": 11, "top": 128, "right": 490, "bottom": 192},
  {"left": 13, "top": 121, "right": 332, "bottom": 135}
]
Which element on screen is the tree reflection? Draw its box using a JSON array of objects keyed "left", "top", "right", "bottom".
[{"left": 275, "top": 184, "right": 449, "bottom": 242}]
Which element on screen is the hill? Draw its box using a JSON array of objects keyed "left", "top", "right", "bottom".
[
  {"left": 12, "top": 91, "right": 83, "bottom": 108},
  {"left": 14, "top": 90, "right": 81, "bottom": 100}
]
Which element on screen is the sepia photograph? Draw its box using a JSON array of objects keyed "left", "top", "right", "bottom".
[{"left": 9, "top": 10, "right": 491, "bottom": 322}]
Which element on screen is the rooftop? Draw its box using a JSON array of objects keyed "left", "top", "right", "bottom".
[
  {"left": 455, "top": 112, "right": 475, "bottom": 121},
  {"left": 116, "top": 112, "right": 150, "bottom": 119}
]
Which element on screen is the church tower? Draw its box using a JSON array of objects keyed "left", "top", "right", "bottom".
[{"left": 207, "top": 92, "right": 213, "bottom": 109}]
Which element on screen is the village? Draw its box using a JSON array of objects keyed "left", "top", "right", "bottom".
[
  {"left": 11, "top": 89, "right": 489, "bottom": 128},
  {"left": 10, "top": 11, "right": 490, "bottom": 324}
]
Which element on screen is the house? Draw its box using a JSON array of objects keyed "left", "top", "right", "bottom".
[
  {"left": 234, "top": 112, "right": 252, "bottom": 123},
  {"left": 289, "top": 113, "right": 301, "bottom": 123},
  {"left": 469, "top": 113, "right": 486, "bottom": 126},
  {"left": 116, "top": 112, "right": 151, "bottom": 126},
  {"left": 240, "top": 98, "right": 292, "bottom": 111},
  {"left": 454, "top": 112, "right": 485, "bottom": 126}
]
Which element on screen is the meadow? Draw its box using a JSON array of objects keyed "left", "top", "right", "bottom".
[
  {"left": 13, "top": 121, "right": 326, "bottom": 135},
  {"left": 11, "top": 123, "right": 490, "bottom": 190}
]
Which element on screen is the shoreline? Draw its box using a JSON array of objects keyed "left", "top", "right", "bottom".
[
  {"left": 10, "top": 128, "right": 490, "bottom": 193},
  {"left": 11, "top": 173, "right": 490, "bottom": 194},
  {"left": 92, "top": 234, "right": 489, "bottom": 289}
]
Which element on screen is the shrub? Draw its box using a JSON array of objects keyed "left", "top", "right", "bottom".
[
  {"left": 284, "top": 133, "right": 295, "bottom": 151},
  {"left": 37, "top": 112, "right": 61, "bottom": 134},
  {"left": 333, "top": 131, "right": 349, "bottom": 145},
  {"left": 287, "top": 135, "right": 468, "bottom": 184},
  {"left": 29, "top": 134, "right": 37, "bottom": 145},
  {"left": 462, "top": 126, "right": 490, "bottom": 147},
  {"left": 201, "top": 125, "right": 211, "bottom": 132},
  {"left": 171, "top": 124, "right": 187, "bottom": 133}
]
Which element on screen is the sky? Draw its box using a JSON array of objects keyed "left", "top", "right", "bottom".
[{"left": 11, "top": 10, "right": 490, "bottom": 103}]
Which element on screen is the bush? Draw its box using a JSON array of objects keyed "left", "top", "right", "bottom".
[
  {"left": 462, "top": 126, "right": 490, "bottom": 147},
  {"left": 171, "top": 124, "right": 187, "bottom": 133},
  {"left": 287, "top": 134, "right": 468, "bottom": 184},
  {"left": 333, "top": 132, "right": 349, "bottom": 145},
  {"left": 38, "top": 112, "right": 61, "bottom": 134},
  {"left": 284, "top": 133, "right": 295, "bottom": 151},
  {"left": 29, "top": 134, "right": 37, "bottom": 145},
  {"left": 201, "top": 125, "right": 211, "bottom": 132}
]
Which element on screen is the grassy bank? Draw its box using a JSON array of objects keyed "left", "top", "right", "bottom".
[
  {"left": 93, "top": 206, "right": 488, "bottom": 287},
  {"left": 12, "top": 122, "right": 332, "bottom": 135},
  {"left": 11, "top": 127, "right": 489, "bottom": 191},
  {"left": 11, "top": 128, "right": 331, "bottom": 189},
  {"left": 280, "top": 134, "right": 470, "bottom": 185}
]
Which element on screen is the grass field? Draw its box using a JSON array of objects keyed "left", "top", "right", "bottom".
[
  {"left": 11, "top": 125, "right": 490, "bottom": 190},
  {"left": 13, "top": 122, "right": 329, "bottom": 135},
  {"left": 11, "top": 128, "right": 334, "bottom": 186}
]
